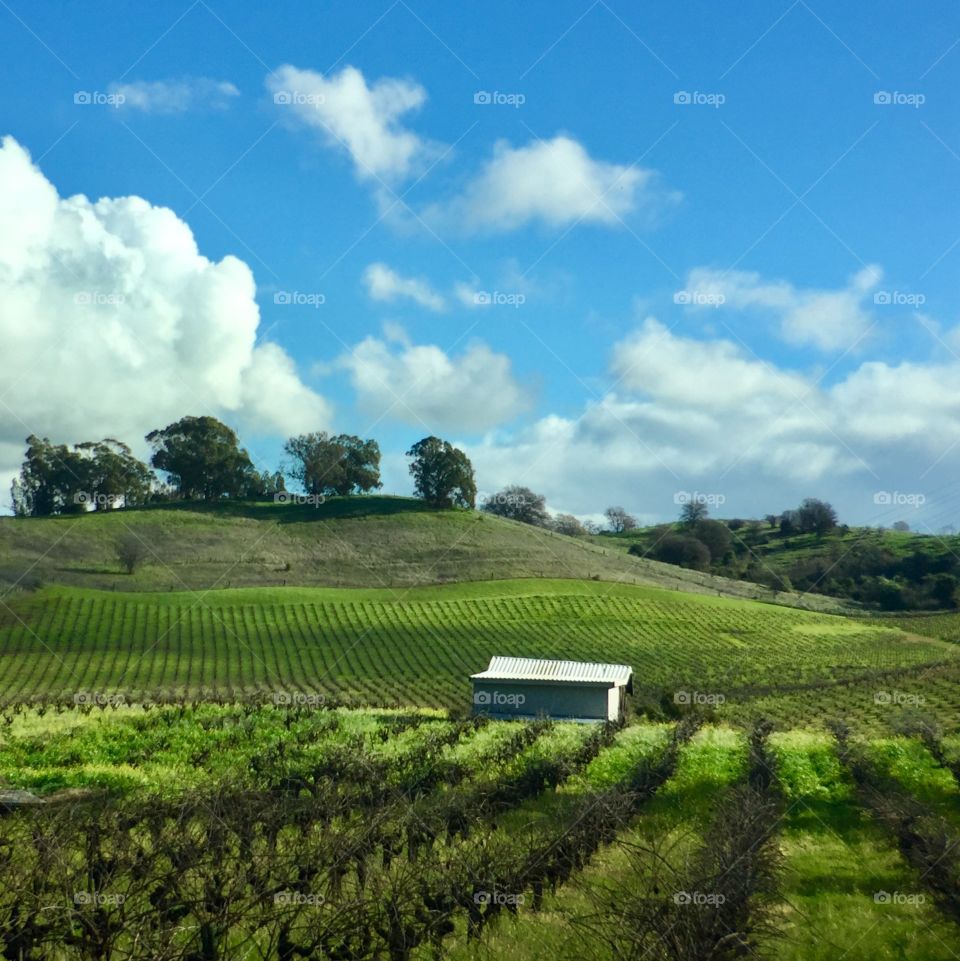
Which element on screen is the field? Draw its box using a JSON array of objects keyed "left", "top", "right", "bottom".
[
  {"left": 3, "top": 707, "right": 960, "bottom": 960},
  {"left": 3, "top": 504, "right": 960, "bottom": 958},
  {"left": 0, "top": 579, "right": 952, "bottom": 725}
]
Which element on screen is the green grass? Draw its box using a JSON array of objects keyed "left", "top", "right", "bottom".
[
  {"left": 0, "top": 579, "right": 949, "bottom": 712},
  {"left": 440, "top": 725, "right": 749, "bottom": 961},
  {"left": 886, "top": 610, "right": 960, "bottom": 642},
  {"left": 860, "top": 736, "right": 960, "bottom": 825},
  {"left": 763, "top": 730, "right": 959, "bottom": 960},
  {"left": 0, "top": 705, "right": 442, "bottom": 795}
]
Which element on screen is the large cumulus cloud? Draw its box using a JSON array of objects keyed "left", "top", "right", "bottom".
[{"left": 0, "top": 136, "right": 330, "bottom": 493}]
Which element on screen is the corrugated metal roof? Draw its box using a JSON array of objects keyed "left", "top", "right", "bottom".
[{"left": 471, "top": 656, "right": 632, "bottom": 685}]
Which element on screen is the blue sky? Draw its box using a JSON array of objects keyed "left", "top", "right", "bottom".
[{"left": 2, "top": 0, "right": 960, "bottom": 528}]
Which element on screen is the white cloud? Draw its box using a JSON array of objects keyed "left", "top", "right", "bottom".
[
  {"left": 466, "top": 317, "right": 960, "bottom": 525},
  {"left": 454, "top": 282, "right": 483, "bottom": 308},
  {"left": 680, "top": 265, "right": 882, "bottom": 351},
  {"left": 0, "top": 136, "right": 330, "bottom": 485},
  {"left": 109, "top": 77, "right": 240, "bottom": 113},
  {"left": 429, "top": 135, "right": 673, "bottom": 232},
  {"left": 363, "top": 262, "right": 445, "bottom": 311},
  {"left": 267, "top": 64, "right": 436, "bottom": 181},
  {"left": 338, "top": 330, "right": 529, "bottom": 432}
]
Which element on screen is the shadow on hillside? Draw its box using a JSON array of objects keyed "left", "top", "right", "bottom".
[{"left": 121, "top": 495, "right": 442, "bottom": 523}]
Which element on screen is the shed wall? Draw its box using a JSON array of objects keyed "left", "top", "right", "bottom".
[{"left": 471, "top": 680, "right": 611, "bottom": 721}]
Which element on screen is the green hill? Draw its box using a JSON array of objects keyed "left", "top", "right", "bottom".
[
  {"left": 0, "top": 497, "right": 847, "bottom": 611},
  {"left": 3, "top": 498, "right": 954, "bottom": 728},
  {"left": 1, "top": 578, "right": 955, "bottom": 728}
]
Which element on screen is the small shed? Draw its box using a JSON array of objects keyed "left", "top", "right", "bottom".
[{"left": 470, "top": 656, "right": 633, "bottom": 722}]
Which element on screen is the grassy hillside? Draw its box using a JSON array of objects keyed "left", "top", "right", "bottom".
[
  {"left": 599, "top": 521, "right": 960, "bottom": 609},
  {"left": 0, "top": 497, "right": 848, "bottom": 610},
  {"left": 0, "top": 578, "right": 953, "bottom": 726}
]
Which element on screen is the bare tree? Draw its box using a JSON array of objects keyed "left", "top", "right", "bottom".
[
  {"left": 604, "top": 506, "right": 637, "bottom": 533},
  {"left": 115, "top": 533, "right": 148, "bottom": 574},
  {"left": 550, "top": 513, "right": 588, "bottom": 537}
]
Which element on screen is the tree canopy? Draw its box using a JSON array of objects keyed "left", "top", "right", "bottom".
[
  {"left": 481, "top": 485, "right": 549, "bottom": 526},
  {"left": 11, "top": 435, "right": 153, "bottom": 516},
  {"left": 284, "top": 433, "right": 382, "bottom": 497},
  {"left": 795, "top": 497, "right": 838, "bottom": 536},
  {"left": 145, "top": 416, "right": 257, "bottom": 501},
  {"left": 679, "top": 500, "right": 709, "bottom": 528},
  {"left": 406, "top": 436, "right": 476, "bottom": 508}
]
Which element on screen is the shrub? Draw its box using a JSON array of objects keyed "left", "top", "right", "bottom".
[{"left": 653, "top": 535, "right": 710, "bottom": 571}]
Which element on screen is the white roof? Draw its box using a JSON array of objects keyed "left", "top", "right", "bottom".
[{"left": 471, "top": 656, "right": 632, "bottom": 686}]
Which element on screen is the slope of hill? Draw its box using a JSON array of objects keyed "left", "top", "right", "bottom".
[
  {"left": 0, "top": 497, "right": 849, "bottom": 611},
  {"left": 0, "top": 578, "right": 953, "bottom": 722}
]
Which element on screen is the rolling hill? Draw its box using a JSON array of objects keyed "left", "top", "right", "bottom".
[
  {"left": 1, "top": 577, "right": 955, "bottom": 729},
  {"left": 0, "top": 497, "right": 848, "bottom": 611}
]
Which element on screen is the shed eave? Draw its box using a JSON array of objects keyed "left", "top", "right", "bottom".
[{"left": 470, "top": 674, "right": 619, "bottom": 688}]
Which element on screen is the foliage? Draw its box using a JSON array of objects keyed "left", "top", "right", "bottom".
[
  {"left": 283, "top": 432, "right": 382, "bottom": 496},
  {"left": 690, "top": 519, "right": 732, "bottom": 563},
  {"left": 145, "top": 415, "right": 258, "bottom": 500},
  {"left": 796, "top": 497, "right": 838, "bottom": 536},
  {"left": 11, "top": 435, "right": 153, "bottom": 516},
  {"left": 407, "top": 436, "right": 477, "bottom": 508},
  {"left": 481, "top": 486, "right": 549, "bottom": 526},
  {"left": 650, "top": 533, "right": 710, "bottom": 570},
  {"left": 679, "top": 500, "right": 709, "bottom": 528}
]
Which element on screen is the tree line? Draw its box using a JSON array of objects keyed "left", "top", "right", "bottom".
[{"left": 10, "top": 416, "right": 478, "bottom": 517}]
